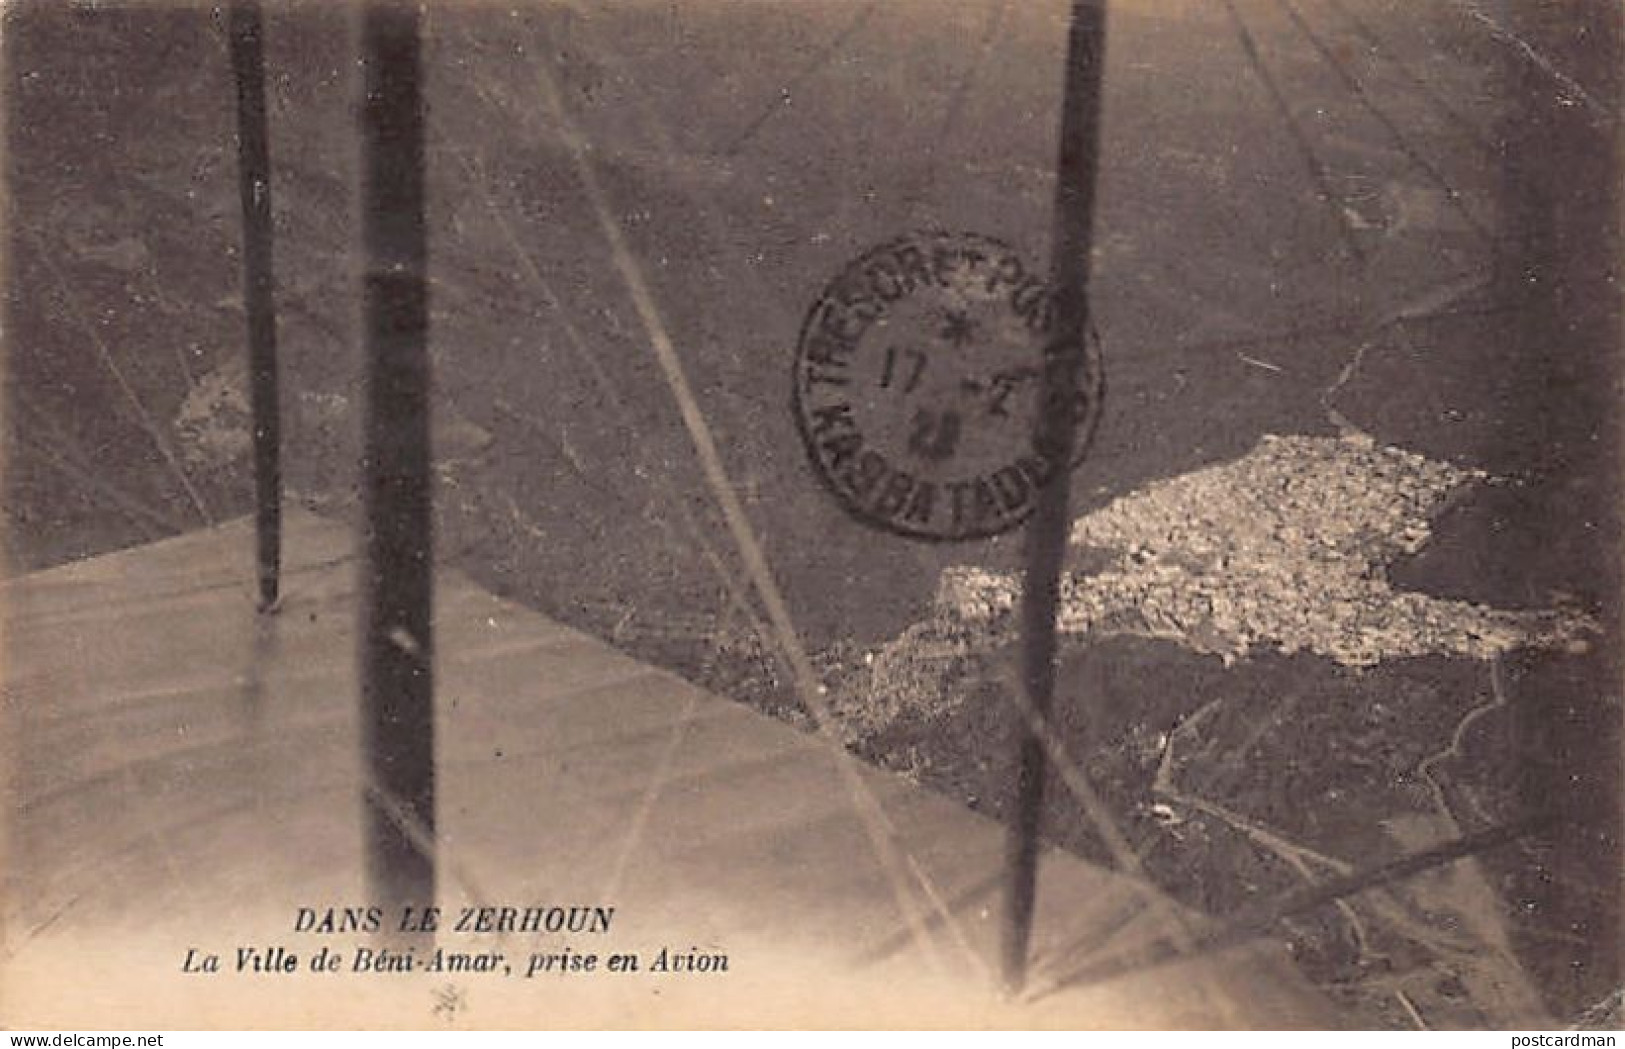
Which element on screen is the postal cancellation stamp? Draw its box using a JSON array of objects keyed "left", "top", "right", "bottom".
[{"left": 793, "top": 230, "right": 1103, "bottom": 541}]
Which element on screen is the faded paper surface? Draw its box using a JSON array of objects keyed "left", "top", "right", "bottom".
[{"left": 3, "top": 0, "right": 1620, "bottom": 1031}]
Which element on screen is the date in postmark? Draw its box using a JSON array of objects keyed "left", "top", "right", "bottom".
[{"left": 793, "top": 231, "right": 1102, "bottom": 540}]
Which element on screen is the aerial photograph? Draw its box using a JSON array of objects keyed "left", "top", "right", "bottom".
[{"left": 2, "top": 0, "right": 1619, "bottom": 1031}]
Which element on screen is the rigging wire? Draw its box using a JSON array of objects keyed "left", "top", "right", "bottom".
[
  {"left": 1318, "top": 0, "right": 1500, "bottom": 157},
  {"left": 1274, "top": 0, "right": 1492, "bottom": 245},
  {"left": 1218, "top": 0, "right": 1367, "bottom": 266},
  {"left": 718, "top": 2, "right": 882, "bottom": 157},
  {"left": 1027, "top": 808, "right": 1559, "bottom": 1000},
  {"left": 15, "top": 224, "right": 215, "bottom": 526},
  {"left": 487, "top": 8, "right": 980, "bottom": 979}
]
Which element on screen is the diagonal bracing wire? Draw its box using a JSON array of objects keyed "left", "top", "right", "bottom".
[
  {"left": 491, "top": 12, "right": 978, "bottom": 978},
  {"left": 471, "top": 8, "right": 987, "bottom": 976},
  {"left": 441, "top": 142, "right": 766, "bottom": 638},
  {"left": 1317, "top": 0, "right": 1499, "bottom": 156},
  {"left": 439, "top": 136, "right": 795, "bottom": 908},
  {"left": 9, "top": 401, "right": 182, "bottom": 538},
  {"left": 16, "top": 224, "right": 215, "bottom": 526},
  {"left": 899, "top": 0, "right": 1012, "bottom": 222},
  {"left": 1274, "top": 0, "right": 1491, "bottom": 245},
  {"left": 1028, "top": 807, "right": 1558, "bottom": 998},
  {"left": 1218, "top": 0, "right": 1367, "bottom": 266},
  {"left": 511, "top": 5, "right": 1241, "bottom": 1001},
  {"left": 991, "top": 0, "right": 1242, "bottom": 1020},
  {"left": 997, "top": 663, "right": 1251, "bottom": 1024},
  {"left": 717, "top": 2, "right": 882, "bottom": 157},
  {"left": 426, "top": 9, "right": 769, "bottom": 632}
]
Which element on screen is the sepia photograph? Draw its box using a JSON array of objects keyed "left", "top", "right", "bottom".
[{"left": 1, "top": 0, "right": 1620, "bottom": 1031}]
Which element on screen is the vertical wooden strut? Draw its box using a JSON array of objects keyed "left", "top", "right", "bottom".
[
  {"left": 358, "top": 0, "right": 435, "bottom": 923},
  {"left": 1003, "top": 0, "right": 1109, "bottom": 995},
  {"left": 227, "top": 0, "right": 282, "bottom": 611}
]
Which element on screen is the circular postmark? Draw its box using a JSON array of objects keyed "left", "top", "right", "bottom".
[{"left": 793, "top": 230, "right": 1103, "bottom": 541}]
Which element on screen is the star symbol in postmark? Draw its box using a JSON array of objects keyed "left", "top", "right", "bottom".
[{"left": 936, "top": 308, "right": 979, "bottom": 348}]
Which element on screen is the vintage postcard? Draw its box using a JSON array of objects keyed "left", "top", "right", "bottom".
[{"left": 2, "top": 0, "right": 1619, "bottom": 1031}]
